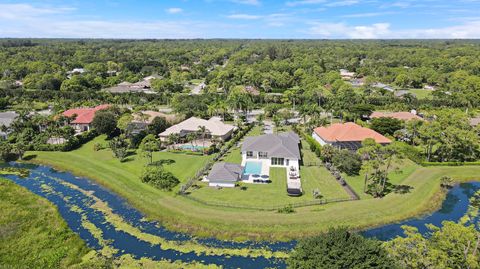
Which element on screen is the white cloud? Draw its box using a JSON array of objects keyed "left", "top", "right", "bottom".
[
  {"left": 166, "top": 7, "right": 183, "bottom": 14},
  {"left": 231, "top": 0, "right": 261, "bottom": 5},
  {"left": 325, "top": 0, "right": 359, "bottom": 7},
  {"left": 0, "top": 3, "right": 74, "bottom": 20},
  {"left": 341, "top": 12, "right": 396, "bottom": 18},
  {"left": 308, "top": 20, "right": 480, "bottom": 39},
  {"left": 309, "top": 22, "right": 391, "bottom": 38},
  {"left": 286, "top": 0, "right": 327, "bottom": 7},
  {"left": 226, "top": 13, "right": 262, "bottom": 19}
]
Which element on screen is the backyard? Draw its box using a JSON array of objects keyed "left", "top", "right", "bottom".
[
  {"left": 30, "top": 135, "right": 212, "bottom": 191},
  {"left": 23, "top": 133, "right": 480, "bottom": 241},
  {"left": 344, "top": 158, "right": 420, "bottom": 199},
  {"left": 188, "top": 130, "right": 352, "bottom": 208}
]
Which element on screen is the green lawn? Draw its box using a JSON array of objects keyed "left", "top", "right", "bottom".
[
  {"left": 0, "top": 179, "right": 89, "bottom": 268},
  {"left": 220, "top": 125, "right": 263, "bottom": 164},
  {"left": 344, "top": 158, "right": 420, "bottom": 199},
  {"left": 189, "top": 133, "right": 350, "bottom": 208},
  {"left": 408, "top": 88, "right": 433, "bottom": 100},
  {"left": 26, "top": 134, "right": 480, "bottom": 241},
  {"left": 32, "top": 135, "right": 212, "bottom": 188}
]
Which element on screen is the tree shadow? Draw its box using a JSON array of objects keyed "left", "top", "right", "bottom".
[
  {"left": 149, "top": 159, "right": 176, "bottom": 166},
  {"left": 22, "top": 154, "right": 37, "bottom": 161},
  {"left": 394, "top": 184, "right": 414, "bottom": 194}
]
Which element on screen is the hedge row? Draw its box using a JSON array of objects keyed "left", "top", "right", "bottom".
[
  {"left": 292, "top": 125, "right": 323, "bottom": 160},
  {"left": 421, "top": 161, "right": 480, "bottom": 167},
  {"left": 179, "top": 123, "right": 254, "bottom": 194},
  {"left": 32, "top": 130, "right": 97, "bottom": 152}
]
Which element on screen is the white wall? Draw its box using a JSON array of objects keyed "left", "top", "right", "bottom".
[
  {"left": 312, "top": 132, "right": 329, "bottom": 146},
  {"left": 209, "top": 181, "right": 235, "bottom": 188}
]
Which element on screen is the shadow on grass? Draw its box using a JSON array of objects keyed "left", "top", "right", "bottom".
[
  {"left": 149, "top": 159, "right": 176, "bottom": 167},
  {"left": 22, "top": 154, "right": 37, "bottom": 161}
]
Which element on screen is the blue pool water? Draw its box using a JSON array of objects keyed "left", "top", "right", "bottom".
[
  {"left": 243, "top": 161, "right": 262, "bottom": 175},
  {"left": 179, "top": 144, "right": 205, "bottom": 151}
]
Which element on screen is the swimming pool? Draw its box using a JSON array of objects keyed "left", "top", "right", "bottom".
[
  {"left": 179, "top": 144, "right": 205, "bottom": 151},
  {"left": 243, "top": 161, "right": 262, "bottom": 175}
]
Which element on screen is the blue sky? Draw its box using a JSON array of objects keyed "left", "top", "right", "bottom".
[{"left": 0, "top": 0, "right": 479, "bottom": 38}]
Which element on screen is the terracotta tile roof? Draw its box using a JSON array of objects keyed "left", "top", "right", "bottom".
[
  {"left": 63, "top": 104, "right": 110, "bottom": 124},
  {"left": 370, "top": 111, "right": 422, "bottom": 121},
  {"left": 314, "top": 122, "right": 391, "bottom": 144}
]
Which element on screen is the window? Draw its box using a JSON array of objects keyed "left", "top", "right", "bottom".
[
  {"left": 258, "top": 152, "right": 268, "bottom": 159},
  {"left": 246, "top": 151, "right": 254, "bottom": 158},
  {"left": 271, "top": 157, "right": 284, "bottom": 166}
]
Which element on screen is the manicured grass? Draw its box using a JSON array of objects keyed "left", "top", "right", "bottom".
[
  {"left": 34, "top": 135, "right": 212, "bottom": 188},
  {"left": 191, "top": 165, "right": 348, "bottom": 208},
  {"left": 299, "top": 140, "right": 350, "bottom": 200},
  {"left": 192, "top": 130, "right": 350, "bottom": 207},
  {"left": 0, "top": 179, "right": 89, "bottom": 268},
  {"left": 300, "top": 166, "right": 350, "bottom": 200},
  {"left": 408, "top": 88, "right": 433, "bottom": 100},
  {"left": 344, "top": 158, "right": 420, "bottom": 199},
  {"left": 220, "top": 125, "right": 263, "bottom": 164},
  {"left": 27, "top": 136, "right": 480, "bottom": 241}
]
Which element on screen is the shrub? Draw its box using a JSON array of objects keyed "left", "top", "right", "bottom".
[
  {"left": 92, "top": 111, "right": 117, "bottom": 136},
  {"left": 370, "top": 117, "right": 403, "bottom": 136},
  {"left": 288, "top": 227, "right": 397, "bottom": 269},
  {"left": 141, "top": 166, "right": 180, "bottom": 191},
  {"left": 277, "top": 205, "right": 295, "bottom": 214},
  {"left": 332, "top": 150, "right": 362, "bottom": 176}
]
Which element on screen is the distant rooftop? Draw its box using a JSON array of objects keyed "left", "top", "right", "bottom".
[{"left": 314, "top": 122, "right": 391, "bottom": 144}]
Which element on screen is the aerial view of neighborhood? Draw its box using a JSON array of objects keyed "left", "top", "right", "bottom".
[{"left": 1, "top": 0, "right": 480, "bottom": 268}]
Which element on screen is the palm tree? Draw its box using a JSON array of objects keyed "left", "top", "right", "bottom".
[
  {"left": 167, "top": 133, "right": 180, "bottom": 150},
  {"left": 207, "top": 104, "right": 218, "bottom": 118},
  {"left": 186, "top": 133, "right": 197, "bottom": 150},
  {"left": 136, "top": 111, "right": 149, "bottom": 123},
  {"left": 197, "top": 125, "right": 207, "bottom": 155}
]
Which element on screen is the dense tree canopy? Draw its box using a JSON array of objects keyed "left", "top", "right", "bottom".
[{"left": 288, "top": 227, "right": 398, "bottom": 269}]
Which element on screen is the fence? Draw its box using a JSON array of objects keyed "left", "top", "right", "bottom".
[
  {"left": 179, "top": 123, "right": 254, "bottom": 194},
  {"left": 303, "top": 162, "right": 322, "bottom": 167},
  {"left": 181, "top": 194, "right": 356, "bottom": 211}
]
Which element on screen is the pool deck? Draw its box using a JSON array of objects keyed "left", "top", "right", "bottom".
[{"left": 241, "top": 160, "right": 270, "bottom": 183}]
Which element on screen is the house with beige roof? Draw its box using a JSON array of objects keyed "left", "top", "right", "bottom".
[
  {"left": 370, "top": 111, "right": 423, "bottom": 121},
  {"left": 159, "top": 117, "right": 234, "bottom": 142},
  {"left": 312, "top": 122, "right": 391, "bottom": 151}
]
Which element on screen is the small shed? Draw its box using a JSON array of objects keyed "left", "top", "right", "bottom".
[{"left": 206, "top": 162, "right": 243, "bottom": 188}]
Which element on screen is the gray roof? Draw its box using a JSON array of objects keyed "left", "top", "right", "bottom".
[
  {"left": 0, "top": 111, "right": 19, "bottom": 128},
  {"left": 207, "top": 162, "right": 243, "bottom": 182},
  {"left": 241, "top": 131, "right": 301, "bottom": 159}
]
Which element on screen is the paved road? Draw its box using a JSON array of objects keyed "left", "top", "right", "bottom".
[{"left": 191, "top": 82, "right": 205, "bottom": 95}]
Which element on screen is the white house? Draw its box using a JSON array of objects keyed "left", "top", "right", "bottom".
[
  {"left": 240, "top": 132, "right": 301, "bottom": 174},
  {"left": 159, "top": 117, "right": 234, "bottom": 142}
]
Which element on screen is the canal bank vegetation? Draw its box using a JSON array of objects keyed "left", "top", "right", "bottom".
[
  {"left": 0, "top": 178, "right": 89, "bottom": 268},
  {"left": 57, "top": 178, "right": 289, "bottom": 259},
  {"left": 0, "top": 177, "right": 259, "bottom": 268},
  {"left": 27, "top": 136, "right": 480, "bottom": 241}
]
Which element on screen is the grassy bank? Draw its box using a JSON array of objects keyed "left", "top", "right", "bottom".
[
  {"left": 27, "top": 137, "right": 480, "bottom": 241},
  {"left": 0, "top": 178, "right": 89, "bottom": 268}
]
